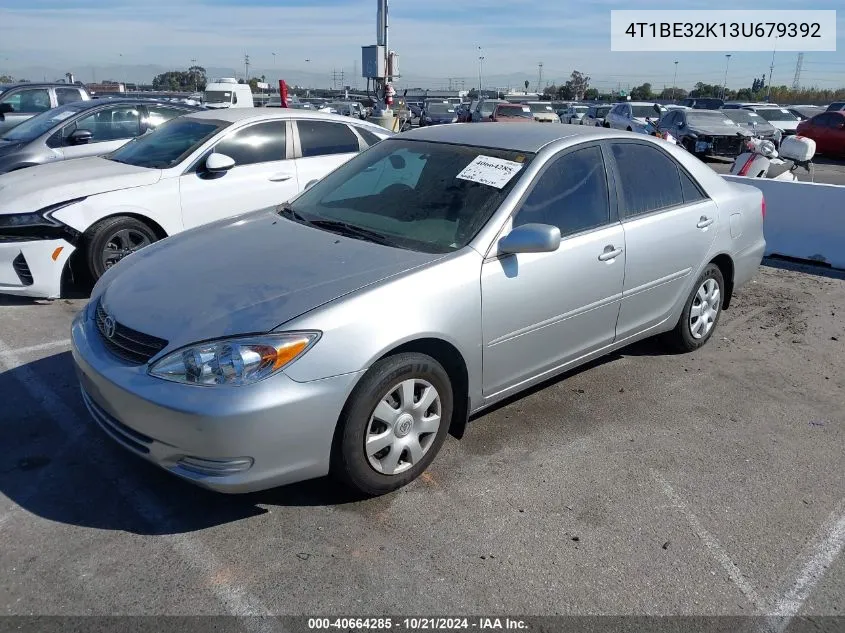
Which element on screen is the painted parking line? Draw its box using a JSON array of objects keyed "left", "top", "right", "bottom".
[
  {"left": 0, "top": 338, "right": 71, "bottom": 359},
  {"left": 0, "top": 337, "right": 282, "bottom": 628},
  {"left": 650, "top": 468, "right": 770, "bottom": 614}
]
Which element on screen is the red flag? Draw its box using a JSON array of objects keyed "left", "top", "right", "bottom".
[{"left": 279, "top": 80, "right": 289, "bottom": 108}]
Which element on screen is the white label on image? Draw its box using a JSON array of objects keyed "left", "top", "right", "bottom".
[{"left": 456, "top": 155, "right": 524, "bottom": 189}]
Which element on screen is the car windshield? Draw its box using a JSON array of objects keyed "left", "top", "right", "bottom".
[
  {"left": 283, "top": 139, "right": 535, "bottom": 254},
  {"left": 722, "top": 110, "right": 766, "bottom": 124},
  {"left": 105, "top": 117, "right": 228, "bottom": 169},
  {"left": 427, "top": 104, "right": 455, "bottom": 114},
  {"left": 0, "top": 102, "right": 90, "bottom": 142},
  {"left": 205, "top": 90, "right": 233, "bottom": 104},
  {"left": 686, "top": 111, "right": 735, "bottom": 126},
  {"left": 594, "top": 106, "right": 611, "bottom": 117},
  {"left": 527, "top": 103, "right": 553, "bottom": 113},
  {"left": 755, "top": 108, "right": 800, "bottom": 122},
  {"left": 632, "top": 105, "right": 663, "bottom": 118},
  {"left": 497, "top": 105, "right": 532, "bottom": 118}
]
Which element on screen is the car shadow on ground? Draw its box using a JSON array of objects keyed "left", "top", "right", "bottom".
[
  {"left": 0, "top": 351, "right": 368, "bottom": 536},
  {"left": 763, "top": 256, "right": 845, "bottom": 280}
]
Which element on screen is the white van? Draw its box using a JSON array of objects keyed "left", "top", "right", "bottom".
[{"left": 203, "top": 78, "right": 255, "bottom": 109}]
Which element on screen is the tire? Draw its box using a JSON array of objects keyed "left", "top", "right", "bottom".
[
  {"left": 332, "top": 352, "right": 454, "bottom": 496},
  {"left": 665, "top": 264, "right": 725, "bottom": 352},
  {"left": 82, "top": 216, "right": 158, "bottom": 281}
]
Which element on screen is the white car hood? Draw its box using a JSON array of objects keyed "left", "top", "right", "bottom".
[
  {"left": 0, "top": 156, "right": 160, "bottom": 213},
  {"left": 770, "top": 120, "right": 799, "bottom": 131}
]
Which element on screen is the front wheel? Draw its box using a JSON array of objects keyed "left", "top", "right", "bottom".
[
  {"left": 665, "top": 264, "right": 725, "bottom": 352},
  {"left": 82, "top": 216, "right": 158, "bottom": 281},
  {"left": 332, "top": 353, "right": 453, "bottom": 496}
]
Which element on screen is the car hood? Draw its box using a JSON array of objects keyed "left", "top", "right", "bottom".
[
  {"left": 688, "top": 123, "right": 749, "bottom": 136},
  {"left": 0, "top": 156, "right": 160, "bottom": 213},
  {"left": 0, "top": 139, "right": 27, "bottom": 157},
  {"left": 769, "top": 120, "right": 799, "bottom": 131},
  {"left": 98, "top": 209, "right": 446, "bottom": 349}
]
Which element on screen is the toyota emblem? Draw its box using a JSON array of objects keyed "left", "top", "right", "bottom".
[{"left": 103, "top": 315, "right": 116, "bottom": 339}]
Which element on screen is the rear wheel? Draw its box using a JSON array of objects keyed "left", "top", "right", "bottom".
[
  {"left": 82, "top": 216, "right": 158, "bottom": 281},
  {"left": 332, "top": 353, "right": 453, "bottom": 496},
  {"left": 665, "top": 264, "right": 725, "bottom": 352}
]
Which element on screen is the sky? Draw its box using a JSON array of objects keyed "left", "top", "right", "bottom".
[{"left": 1, "top": 0, "right": 844, "bottom": 92}]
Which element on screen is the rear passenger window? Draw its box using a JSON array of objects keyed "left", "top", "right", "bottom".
[
  {"left": 680, "top": 170, "right": 706, "bottom": 203},
  {"left": 611, "top": 143, "right": 685, "bottom": 217},
  {"left": 513, "top": 146, "right": 610, "bottom": 237},
  {"left": 354, "top": 126, "right": 383, "bottom": 148},
  {"left": 298, "top": 121, "right": 360, "bottom": 157}
]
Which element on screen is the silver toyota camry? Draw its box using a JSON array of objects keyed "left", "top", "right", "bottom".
[{"left": 71, "top": 124, "right": 766, "bottom": 496}]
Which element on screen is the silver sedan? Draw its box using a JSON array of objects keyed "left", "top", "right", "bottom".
[{"left": 71, "top": 124, "right": 766, "bottom": 496}]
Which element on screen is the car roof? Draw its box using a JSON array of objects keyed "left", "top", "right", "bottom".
[
  {"left": 184, "top": 107, "right": 390, "bottom": 128},
  {"left": 400, "top": 122, "right": 647, "bottom": 153}
]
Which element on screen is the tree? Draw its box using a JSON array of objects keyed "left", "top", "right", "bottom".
[
  {"left": 466, "top": 88, "right": 479, "bottom": 100},
  {"left": 557, "top": 83, "right": 575, "bottom": 100},
  {"left": 152, "top": 66, "right": 206, "bottom": 92},
  {"left": 659, "top": 87, "right": 687, "bottom": 100},
  {"left": 543, "top": 84, "right": 558, "bottom": 98},
  {"left": 630, "top": 82, "right": 653, "bottom": 100},
  {"left": 0, "top": 74, "right": 13, "bottom": 83},
  {"left": 563, "top": 70, "right": 590, "bottom": 100},
  {"left": 584, "top": 88, "right": 599, "bottom": 100}
]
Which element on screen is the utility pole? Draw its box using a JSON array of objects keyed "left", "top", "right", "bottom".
[
  {"left": 767, "top": 38, "right": 777, "bottom": 101},
  {"left": 272, "top": 52, "right": 276, "bottom": 85},
  {"left": 792, "top": 52, "right": 804, "bottom": 90},
  {"left": 537, "top": 62, "right": 543, "bottom": 94},
  {"left": 191, "top": 58, "right": 197, "bottom": 92},
  {"left": 672, "top": 60, "right": 678, "bottom": 101},
  {"left": 721, "top": 54, "right": 732, "bottom": 99},
  {"left": 478, "top": 46, "right": 484, "bottom": 96},
  {"left": 244, "top": 53, "right": 250, "bottom": 82}
]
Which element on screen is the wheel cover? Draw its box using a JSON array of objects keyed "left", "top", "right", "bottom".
[
  {"left": 364, "top": 378, "right": 442, "bottom": 476},
  {"left": 102, "top": 229, "right": 152, "bottom": 270},
  {"left": 689, "top": 278, "right": 720, "bottom": 340}
]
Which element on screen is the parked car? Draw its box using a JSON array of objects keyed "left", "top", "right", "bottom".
[
  {"left": 825, "top": 102, "right": 845, "bottom": 112},
  {"left": 524, "top": 101, "right": 559, "bottom": 123},
  {"left": 0, "top": 98, "right": 200, "bottom": 175},
  {"left": 582, "top": 104, "right": 612, "bottom": 127},
  {"left": 720, "top": 108, "right": 781, "bottom": 147},
  {"left": 0, "top": 83, "right": 92, "bottom": 135},
  {"left": 786, "top": 105, "right": 824, "bottom": 121},
  {"left": 471, "top": 99, "right": 506, "bottom": 122},
  {"left": 679, "top": 97, "right": 724, "bottom": 110},
  {"left": 721, "top": 101, "right": 773, "bottom": 110},
  {"left": 658, "top": 108, "right": 750, "bottom": 158},
  {"left": 454, "top": 103, "right": 471, "bottom": 123},
  {"left": 0, "top": 109, "right": 392, "bottom": 299},
  {"left": 561, "top": 104, "right": 589, "bottom": 124},
  {"left": 796, "top": 111, "right": 845, "bottom": 157},
  {"left": 203, "top": 78, "right": 254, "bottom": 109},
  {"left": 71, "top": 124, "right": 765, "bottom": 496},
  {"left": 606, "top": 102, "right": 667, "bottom": 133},
  {"left": 420, "top": 103, "right": 458, "bottom": 126},
  {"left": 741, "top": 106, "right": 802, "bottom": 138},
  {"left": 490, "top": 103, "right": 534, "bottom": 122}
]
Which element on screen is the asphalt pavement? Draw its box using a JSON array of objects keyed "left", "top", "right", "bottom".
[{"left": 1, "top": 261, "right": 844, "bottom": 620}]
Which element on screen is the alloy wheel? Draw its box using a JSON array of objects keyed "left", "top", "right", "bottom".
[{"left": 102, "top": 229, "right": 152, "bottom": 269}]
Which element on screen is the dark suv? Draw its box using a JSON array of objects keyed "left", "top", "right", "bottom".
[
  {"left": 678, "top": 97, "right": 725, "bottom": 110},
  {"left": 0, "top": 83, "right": 92, "bottom": 135}
]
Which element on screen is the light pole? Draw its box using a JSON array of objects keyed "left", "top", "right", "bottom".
[
  {"left": 766, "top": 38, "right": 777, "bottom": 101},
  {"left": 672, "top": 60, "right": 678, "bottom": 101},
  {"left": 191, "top": 58, "right": 197, "bottom": 92},
  {"left": 722, "top": 53, "right": 732, "bottom": 100},
  {"left": 272, "top": 52, "right": 276, "bottom": 86},
  {"left": 478, "top": 46, "right": 484, "bottom": 97}
]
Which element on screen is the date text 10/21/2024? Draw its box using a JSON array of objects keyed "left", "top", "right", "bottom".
[{"left": 307, "top": 618, "right": 528, "bottom": 630}]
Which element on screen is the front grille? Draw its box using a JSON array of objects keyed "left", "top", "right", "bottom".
[
  {"left": 95, "top": 300, "right": 168, "bottom": 365},
  {"left": 81, "top": 388, "right": 153, "bottom": 455},
  {"left": 710, "top": 136, "right": 746, "bottom": 157},
  {"left": 12, "top": 253, "right": 33, "bottom": 286}
]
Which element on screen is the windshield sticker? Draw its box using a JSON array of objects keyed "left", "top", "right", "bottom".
[
  {"left": 51, "top": 111, "right": 75, "bottom": 121},
  {"left": 456, "top": 155, "right": 524, "bottom": 189}
]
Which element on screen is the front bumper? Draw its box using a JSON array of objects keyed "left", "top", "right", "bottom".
[
  {"left": 695, "top": 136, "right": 747, "bottom": 157},
  {"left": 71, "top": 307, "right": 365, "bottom": 493},
  {"left": 0, "top": 238, "right": 75, "bottom": 299}
]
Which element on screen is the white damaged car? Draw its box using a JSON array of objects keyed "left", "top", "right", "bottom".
[{"left": 0, "top": 109, "right": 390, "bottom": 298}]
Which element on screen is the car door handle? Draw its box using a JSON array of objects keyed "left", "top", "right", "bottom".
[
  {"left": 598, "top": 246, "right": 623, "bottom": 261},
  {"left": 269, "top": 173, "right": 294, "bottom": 182},
  {"left": 697, "top": 216, "right": 715, "bottom": 229}
]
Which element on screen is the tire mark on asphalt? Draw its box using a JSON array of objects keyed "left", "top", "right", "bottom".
[
  {"left": 650, "top": 468, "right": 769, "bottom": 614},
  {"left": 0, "top": 337, "right": 283, "bottom": 630}
]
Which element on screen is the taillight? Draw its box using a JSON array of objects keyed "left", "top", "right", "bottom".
[{"left": 761, "top": 197, "right": 766, "bottom": 220}]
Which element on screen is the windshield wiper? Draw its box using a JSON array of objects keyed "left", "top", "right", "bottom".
[
  {"left": 307, "top": 219, "right": 395, "bottom": 246},
  {"left": 277, "top": 204, "right": 310, "bottom": 224}
]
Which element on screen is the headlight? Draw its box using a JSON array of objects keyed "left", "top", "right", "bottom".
[
  {"left": 0, "top": 197, "right": 87, "bottom": 228},
  {"left": 148, "top": 332, "right": 320, "bottom": 386}
]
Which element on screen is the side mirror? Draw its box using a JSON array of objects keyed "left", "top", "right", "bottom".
[
  {"left": 498, "top": 223, "right": 561, "bottom": 255},
  {"left": 653, "top": 104, "right": 662, "bottom": 114},
  {"left": 0, "top": 103, "right": 12, "bottom": 115},
  {"left": 68, "top": 129, "right": 94, "bottom": 145},
  {"left": 678, "top": 121, "right": 685, "bottom": 128},
  {"left": 205, "top": 153, "right": 236, "bottom": 173}
]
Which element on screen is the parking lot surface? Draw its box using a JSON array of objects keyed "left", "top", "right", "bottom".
[{"left": 1, "top": 261, "right": 844, "bottom": 618}]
